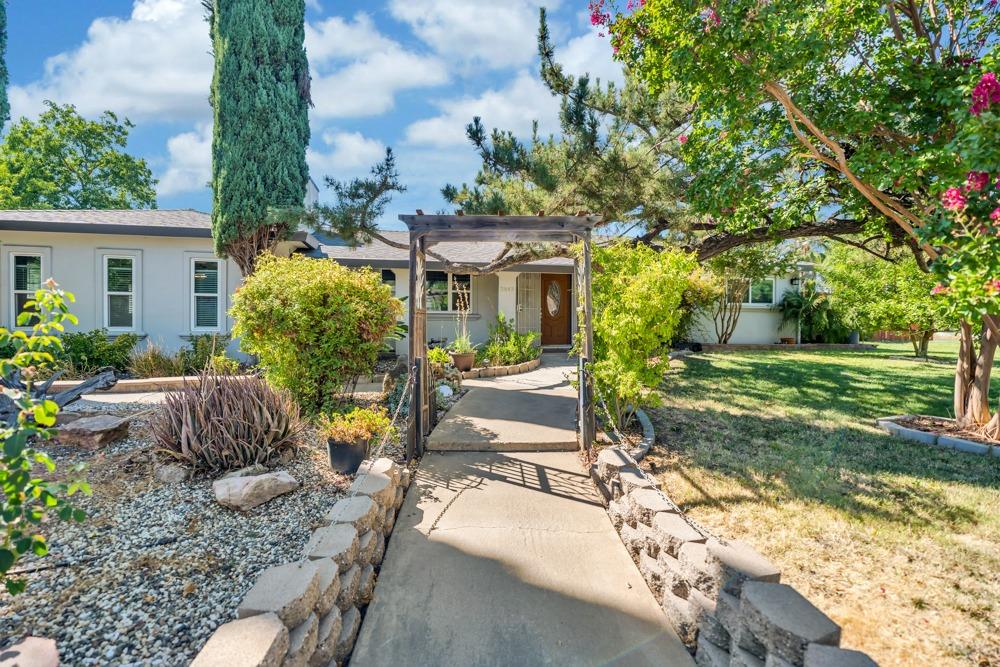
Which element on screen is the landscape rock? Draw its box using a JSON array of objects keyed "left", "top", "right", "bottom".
[
  {"left": 803, "top": 644, "right": 878, "bottom": 667},
  {"left": 302, "top": 524, "right": 359, "bottom": 567},
  {"left": 741, "top": 582, "right": 841, "bottom": 665},
  {"left": 309, "top": 608, "right": 343, "bottom": 667},
  {"left": 393, "top": 485, "right": 404, "bottom": 509},
  {"left": 360, "top": 457, "right": 401, "bottom": 486},
  {"left": 191, "top": 613, "right": 288, "bottom": 667},
  {"left": 324, "top": 495, "right": 380, "bottom": 533},
  {"left": 313, "top": 559, "right": 341, "bottom": 617},
  {"left": 357, "top": 563, "right": 376, "bottom": 604},
  {"left": 383, "top": 505, "right": 397, "bottom": 534},
  {"left": 237, "top": 561, "right": 321, "bottom": 629},
  {"left": 596, "top": 447, "right": 633, "bottom": 482},
  {"left": 154, "top": 463, "right": 189, "bottom": 483},
  {"left": 284, "top": 613, "right": 318, "bottom": 667},
  {"left": 57, "top": 414, "right": 130, "bottom": 448},
  {"left": 695, "top": 635, "right": 730, "bottom": 667},
  {"left": 357, "top": 530, "right": 377, "bottom": 564},
  {"left": 333, "top": 606, "right": 362, "bottom": 662},
  {"left": 651, "top": 512, "right": 706, "bottom": 558},
  {"left": 213, "top": 471, "right": 299, "bottom": 511},
  {"left": 371, "top": 531, "right": 386, "bottom": 565},
  {"left": 705, "top": 539, "right": 781, "bottom": 597},
  {"left": 616, "top": 467, "right": 656, "bottom": 498},
  {"left": 400, "top": 467, "right": 411, "bottom": 489},
  {"left": 221, "top": 463, "right": 269, "bottom": 479},
  {"left": 336, "top": 563, "right": 362, "bottom": 611},
  {"left": 349, "top": 472, "right": 395, "bottom": 508},
  {"left": 0, "top": 637, "right": 59, "bottom": 667},
  {"left": 625, "top": 488, "right": 677, "bottom": 526},
  {"left": 607, "top": 497, "right": 629, "bottom": 531},
  {"left": 730, "top": 643, "right": 765, "bottom": 667}
]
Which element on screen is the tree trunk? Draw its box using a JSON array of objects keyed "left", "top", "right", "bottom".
[
  {"left": 954, "top": 318, "right": 998, "bottom": 437},
  {"left": 910, "top": 331, "right": 933, "bottom": 357}
]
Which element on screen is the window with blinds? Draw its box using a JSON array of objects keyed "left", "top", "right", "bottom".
[
  {"left": 192, "top": 259, "right": 221, "bottom": 330},
  {"left": 105, "top": 256, "right": 134, "bottom": 329},
  {"left": 12, "top": 254, "right": 42, "bottom": 325}
]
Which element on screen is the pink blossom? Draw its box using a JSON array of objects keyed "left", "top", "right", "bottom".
[
  {"left": 941, "top": 187, "right": 967, "bottom": 211},
  {"left": 931, "top": 284, "right": 949, "bottom": 295},
  {"left": 988, "top": 279, "right": 1000, "bottom": 293},
  {"left": 679, "top": 134, "right": 689, "bottom": 145},
  {"left": 966, "top": 171, "right": 990, "bottom": 192},
  {"left": 701, "top": 7, "right": 720, "bottom": 31},
  {"left": 970, "top": 72, "right": 1000, "bottom": 115},
  {"left": 589, "top": 0, "right": 611, "bottom": 27},
  {"left": 991, "top": 207, "right": 1000, "bottom": 221}
]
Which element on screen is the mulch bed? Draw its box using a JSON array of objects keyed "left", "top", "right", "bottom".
[{"left": 895, "top": 414, "right": 999, "bottom": 447}]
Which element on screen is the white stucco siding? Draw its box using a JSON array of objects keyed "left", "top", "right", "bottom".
[
  {"left": 0, "top": 230, "right": 241, "bottom": 353},
  {"left": 689, "top": 274, "right": 799, "bottom": 344}
]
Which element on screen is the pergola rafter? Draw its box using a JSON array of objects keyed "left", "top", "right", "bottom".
[{"left": 400, "top": 214, "right": 601, "bottom": 460}]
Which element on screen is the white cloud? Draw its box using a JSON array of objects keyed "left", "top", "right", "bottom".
[
  {"left": 157, "top": 123, "right": 212, "bottom": 196},
  {"left": 389, "top": 0, "right": 559, "bottom": 70},
  {"left": 308, "top": 130, "right": 387, "bottom": 178},
  {"left": 558, "top": 28, "right": 625, "bottom": 86},
  {"left": 9, "top": 0, "right": 211, "bottom": 122},
  {"left": 305, "top": 13, "right": 396, "bottom": 63},
  {"left": 404, "top": 71, "right": 560, "bottom": 147}
]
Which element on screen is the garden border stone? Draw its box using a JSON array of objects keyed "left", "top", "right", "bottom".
[
  {"left": 460, "top": 355, "right": 541, "bottom": 380},
  {"left": 876, "top": 414, "right": 998, "bottom": 457}
]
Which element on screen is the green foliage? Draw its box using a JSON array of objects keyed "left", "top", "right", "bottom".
[
  {"left": 426, "top": 346, "right": 451, "bottom": 366},
  {"left": 821, "top": 245, "right": 951, "bottom": 340},
  {"left": 152, "top": 372, "right": 301, "bottom": 475},
  {"left": 1, "top": 282, "right": 89, "bottom": 595},
  {"left": 319, "top": 407, "right": 393, "bottom": 455},
  {"left": 779, "top": 282, "right": 850, "bottom": 344},
  {"left": 128, "top": 335, "right": 238, "bottom": 378},
  {"left": 673, "top": 265, "right": 722, "bottom": 343},
  {"left": 480, "top": 315, "right": 540, "bottom": 366},
  {"left": 207, "top": 0, "right": 311, "bottom": 270},
  {"left": 231, "top": 254, "right": 403, "bottom": 415},
  {"left": 0, "top": 102, "right": 156, "bottom": 209},
  {"left": 128, "top": 343, "right": 185, "bottom": 378},
  {"left": 589, "top": 242, "right": 695, "bottom": 428},
  {"left": 1, "top": 0, "right": 8, "bottom": 126},
  {"left": 59, "top": 329, "right": 137, "bottom": 375},
  {"left": 448, "top": 335, "right": 477, "bottom": 355}
]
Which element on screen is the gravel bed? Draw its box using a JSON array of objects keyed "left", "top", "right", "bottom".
[{"left": 0, "top": 403, "right": 351, "bottom": 666}]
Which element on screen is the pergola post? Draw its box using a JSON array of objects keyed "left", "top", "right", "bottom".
[
  {"left": 407, "top": 233, "right": 427, "bottom": 460},
  {"left": 577, "top": 231, "right": 596, "bottom": 451}
]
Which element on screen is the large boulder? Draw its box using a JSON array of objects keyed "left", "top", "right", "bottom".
[
  {"left": 57, "top": 414, "right": 130, "bottom": 448},
  {"left": 0, "top": 637, "right": 59, "bottom": 667},
  {"left": 214, "top": 472, "right": 299, "bottom": 511}
]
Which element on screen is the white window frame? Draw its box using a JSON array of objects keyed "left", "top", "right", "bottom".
[
  {"left": 190, "top": 257, "right": 224, "bottom": 333},
  {"left": 742, "top": 277, "right": 776, "bottom": 306},
  {"left": 7, "top": 246, "right": 51, "bottom": 329},
  {"left": 426, "top": 271, "right": 473, "bottom": 313},
  {"left": 97, "top": 249, "right": 141, "bottom": 333}
]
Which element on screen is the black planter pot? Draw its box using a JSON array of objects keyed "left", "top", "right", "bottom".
[{"left": 327, "top": 439, "right": 367, "bottom": 475}]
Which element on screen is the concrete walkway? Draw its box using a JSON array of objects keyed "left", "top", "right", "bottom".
[
  {"left": 351, "top": 451, "right": 694, "bottom": 666},
  {"left": 428, "top": 354, "right": 580, "bottom": 451}
]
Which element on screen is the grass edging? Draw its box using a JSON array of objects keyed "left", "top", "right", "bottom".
[{"left": 876, "top": 415, "right": 999, "bottom": 457}]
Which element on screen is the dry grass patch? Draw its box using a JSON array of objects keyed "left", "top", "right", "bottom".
[{"left": 645, "top": 343, "right": 999, "bottom": 667}]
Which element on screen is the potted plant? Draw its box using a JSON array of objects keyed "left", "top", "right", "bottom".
[
  {"left": 448, "top": 335, "right": 477, "bottom": 372},
  {"left": 319, "top": 406, "right": 392, "bottom": 474}
]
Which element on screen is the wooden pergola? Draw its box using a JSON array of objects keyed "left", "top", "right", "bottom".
[{"left": 400, "top": 213, "right": 601, "bottom": 460}]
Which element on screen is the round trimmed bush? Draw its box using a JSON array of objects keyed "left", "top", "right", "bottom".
[{"left": 231, "top": 254, "right": 403, "bottom": 414}]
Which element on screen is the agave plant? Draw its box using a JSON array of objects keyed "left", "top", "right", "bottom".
[{"left": 152, "top": 371, "right": 302, "bottom": 475}]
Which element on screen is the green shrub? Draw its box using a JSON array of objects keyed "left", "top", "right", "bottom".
[
  {"left": 128, "top": 337, "right": 240, "bottom": 378},
  {"left": 179, "top": 334, "right": 230, "bottom": 374},
  {"left": 129, "top": 343, "right": 186, "bottom": 378},
  {"left": 1, "top": 282, "right": 89, "bottom": 595},
  {"left": 427, "top": 346, "right": 451, "bottom": 366},
  {"left": 152, "top": 372, "right": 301, "bottom": 475},
  {"left": 208, "top": 353, "right": 240, "bottom": 375},
  {"left": 231, "top": 254, "right": 403, "bottom": 414},
  {"left": 480, "top": 315, "right": 539, "bottom": 366},
  {"left": 59, "top": 329, "right": 138, "bottom": 374},
  {"left": 589, "top": 243, "right": 695, "bottom": 429},
  {"left": 779, "top": 281, "right": 851, "bottom": 343},
  {"left": 318, "top": 406, "right": 394, "bottom": 456}
]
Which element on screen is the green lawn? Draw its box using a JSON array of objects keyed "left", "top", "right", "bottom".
[{"left": 645, "top": 342, "right": 999, "bottom": 667}]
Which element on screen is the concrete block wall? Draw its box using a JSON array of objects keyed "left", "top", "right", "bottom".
[
  {"left": 191, "top": 458, "right": 410, "bottom": 667},
  {"left": 593, "top": 447, "right": 879, "bottom": 667}
]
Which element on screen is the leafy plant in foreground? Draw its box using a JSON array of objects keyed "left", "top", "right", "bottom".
[{"left": 1, "top": 281, "right": 89, "bottom": 595}]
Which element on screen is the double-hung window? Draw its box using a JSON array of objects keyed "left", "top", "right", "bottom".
[
  {"left": 104, "top": 255, "right": 137, "bottom": 330},
  {"left": 743, "top": 278, "right": 775, "bottom": 306},
  {"left": 426, "top": 271, "right": 472, "bottom": 312},
  {"left": 381, "top": 269, "right": 397, "bottom": 296},
  {"left": 191, "top": 258, "right": 223, "bottom": 331},
  {"left": 11, "top": 253, "right": 44, "bottom": 326}
]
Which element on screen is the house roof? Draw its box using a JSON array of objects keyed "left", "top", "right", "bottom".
[
  {"left": 0, "top": 209, "right": 213, "bottom": 237},
  {"left": 317, "top": 230, "right": 575, "bottom": 273}
]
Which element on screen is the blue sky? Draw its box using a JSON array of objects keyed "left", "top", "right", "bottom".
[{"left": 5, "top": 0, "right": 622, "bottom": 230}]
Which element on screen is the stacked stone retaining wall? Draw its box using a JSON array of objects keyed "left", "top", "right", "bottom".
[
  {"left": 190, "top": 458, "right": 409, "bottom": 667},
  {"left": 592, "top": 447, "right": 879, "bottom": 667}
]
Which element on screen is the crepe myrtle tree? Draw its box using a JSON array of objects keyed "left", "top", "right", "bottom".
[{"left": 604, "top": 0, "right": 1000, "bottom": 434}]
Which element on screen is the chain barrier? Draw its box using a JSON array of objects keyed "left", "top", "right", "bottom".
[{"left": 593, "top": 380, "right": 724, "bottom": 544}]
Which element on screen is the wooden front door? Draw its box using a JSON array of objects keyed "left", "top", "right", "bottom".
[{"left": 540, "top": 274, "right": 571, "bottom": 345}]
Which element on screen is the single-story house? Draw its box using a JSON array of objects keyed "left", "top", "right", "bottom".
[{"left": 0, "top": 209, "right": 800, "bottom": 356}]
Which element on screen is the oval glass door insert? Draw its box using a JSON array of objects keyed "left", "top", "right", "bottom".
[{"left": 546, "top": 281, "right": 562, "bottom": 317}]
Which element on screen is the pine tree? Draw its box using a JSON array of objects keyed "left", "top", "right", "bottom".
[
  {"left": 205, "top": 0, "right": 311, "bottom": 275},
  {"left": 1, "top": 0, "right": 9, "bottom": 126}
]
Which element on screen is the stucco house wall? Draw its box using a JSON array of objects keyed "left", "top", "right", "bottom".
[{"left": 688, "top": 274, "right": 800, "bottom": 344}]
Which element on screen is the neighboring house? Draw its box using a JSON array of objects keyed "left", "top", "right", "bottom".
[{"left": 0, "top": 209, "right": 317, "bottom": 355}]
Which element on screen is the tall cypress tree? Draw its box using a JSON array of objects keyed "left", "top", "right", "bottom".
[
  {"left": 206, "top": 0, "right": 311, "bottom": 275},
  {"left": 1, "top": 0, "right": 9, "bottom": 126}
]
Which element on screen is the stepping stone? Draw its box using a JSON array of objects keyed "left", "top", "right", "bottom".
[
  {"left": 741, "top": 582, "right": 841, "bottom": 665},
  {"left": 309, "top": 607, "right": 342, "bottom": 667},
  {"left": 191, "top": 613, "right": 288, "bottom": 667},
  {"left": 302, "top": 524, "right": 359, "bottom": 567},
  {"left": 324, "top": 496, "right": 380, "bottom": 533},
  {"left": 57, "top": 414, "right": 129, "bottom": 448},
  {"left": 284, "top": 613, "right": 318, "bottom": 667},
  {"left": 214, "top": 472, "right": 299, "bottom": 511},
  {"left": 238, "top": 561, "right": 320, "bottom": 628}
]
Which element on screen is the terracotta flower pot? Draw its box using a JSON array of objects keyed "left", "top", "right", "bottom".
[
  {"left": 327, "top": 439, "right": 368, "bottom": 474},
  {"left": 450, "top": 352, "right": 476, "bottom": 372}
]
